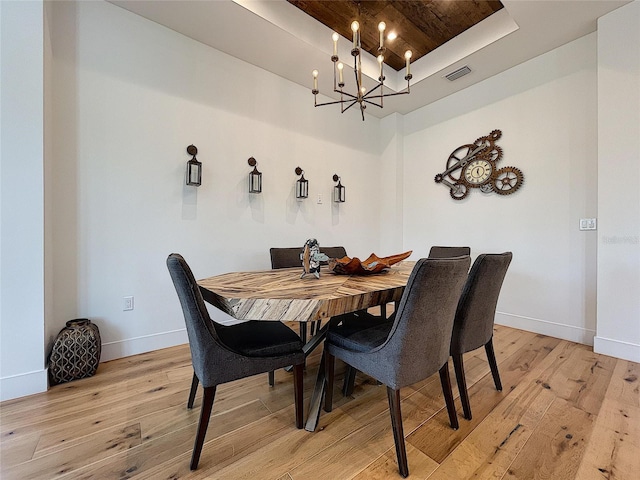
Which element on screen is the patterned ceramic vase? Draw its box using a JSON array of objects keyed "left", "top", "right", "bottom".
[{"left": 49, "top": 318, "right": 101, "bottom": 385}]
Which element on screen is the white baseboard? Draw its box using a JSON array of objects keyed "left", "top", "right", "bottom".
[
  {"left": 100, "top": 328, "right": 188, "bottom": 362},
  {"left": 495, "top": 312, "right": 595, "bottom": 346},
  {"left": 1, "top": 330, "right": 189, "bottom": 402},
  {"left": 1, "top": 368, "right": 48, "bottom": 402},
  {"left": 594, "top": 336, "right": 640, "bottom": 363}
]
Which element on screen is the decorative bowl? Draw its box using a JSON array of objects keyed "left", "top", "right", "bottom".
[{"left": 328, "top": 251, "right": 412, "bottom": 275}]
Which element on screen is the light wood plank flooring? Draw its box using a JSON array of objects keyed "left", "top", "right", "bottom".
[{"left": 1, "top": 325, "right": 638, "bottom": 479}]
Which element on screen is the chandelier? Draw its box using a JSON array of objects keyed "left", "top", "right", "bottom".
[{"left": 311, "top": 19, "right": 412, "bottom": 121}]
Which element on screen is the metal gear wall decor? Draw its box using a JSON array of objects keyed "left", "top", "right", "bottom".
[{"left": 434, "top": 129, "right": 524, "bottom": 200}]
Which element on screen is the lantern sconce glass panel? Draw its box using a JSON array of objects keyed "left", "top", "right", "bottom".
[
  {"left": 333, "top": 174, "right": 345, "bottom": 203},
  {"left": 248, "top": 157, "right": 262, "bottom": 193},
  {"left": 186, "top": 144, "right": 202, "bottom": 186},
  {"left": 295, "top": 167, "right": 308, "bottom": 199}
]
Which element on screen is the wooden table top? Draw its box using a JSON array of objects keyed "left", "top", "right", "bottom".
[{"left": 197, "top": 261, "right": 415, "bottom": 322}]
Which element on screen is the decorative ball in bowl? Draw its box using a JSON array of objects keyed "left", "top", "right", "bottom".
[{"left": 328, "top": 251, "right": 412, "bottom": 275}]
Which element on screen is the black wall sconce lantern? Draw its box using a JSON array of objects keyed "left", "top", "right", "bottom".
[
  {"left": 248, "top": 157, "right": 262, "bottom": 193},
  {"left": 295, "top": 167, "right": 308, "bottom": 199},
  {"left": 186, "top": 144, "right": 202, "bottom": 186},
  {"left": 333, "top": 174, "right": 345, "bottom": 203}
]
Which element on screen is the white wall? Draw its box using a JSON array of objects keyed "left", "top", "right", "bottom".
[
  {"left": 596, "top": 1, "right": 640, "bottom": 362},
  {"left": 47, "top": 1, "right": 383, "bottom": 363},
  {"left": 402, "top": 34, "right": 599, "bottom": 345},
  {"left": 0, "top": 1, "right": 47, "bottom": 400}
]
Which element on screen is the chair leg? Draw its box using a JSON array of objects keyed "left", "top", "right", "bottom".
[
  {"left": 485, "top": 339, "right": 503, "bottom": 391},
  {"left": 293, "top": 363, "right": 304, "bottom": 429},
  {"left": 386, "top": 387, "right": 409, "bottom": 478},
  {"left": 190, "top": 386, "right": 216, "bottom": 470},
  {"left": 187, "top": 372, "right": 199, "bottom": 409},
  {"left": 342, "top": 365, "right": 357, "bottom": 397},
  {"left": 439, "top": 362, "right": 459, "bottom": 430},
  {"left": 380, "top": 303, "right": 387, "bottom": 319},
  {"left": 452, "top": 353, "right": 472, "bottom": 420},
  {"left": 268, "top": 370, "right": 275, "bottom": 387},
  {"left": 324, "top": 352, "right": 335, "bottom": 412}
]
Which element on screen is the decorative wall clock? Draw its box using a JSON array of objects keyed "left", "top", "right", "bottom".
[{"left": 434, "top": 129, "right": 524, "bottom": 200}]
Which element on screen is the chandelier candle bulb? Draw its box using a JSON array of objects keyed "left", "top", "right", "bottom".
[
  {"left": 377, "top": 55, "right": 384, "bottom": 79},
  {"left": 332, "top": 32, "right": 339, "bottom": 57},
  {"left": 405, "top": 50, "right": 412, "bottom": 76},
  {"left": 312, "top": 69, "right": 318, "bottom": 92},
  {"left": 378, "top": 22, "right": 386, "bottom": 49},
  {"left": 338, "top": 62, "right": 344, "bottom": 85},
  {"left": 351, "top": 21, "right": 359, "bottom": 48}
]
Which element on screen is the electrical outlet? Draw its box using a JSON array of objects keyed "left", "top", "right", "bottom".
[
  {"left": 123, "top": 296, "right": 134, "bottom": 311},
  {"left": 317, "top": 193, "right": 323, "bottom": 204}
]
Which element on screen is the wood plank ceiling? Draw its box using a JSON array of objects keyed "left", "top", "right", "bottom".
[{"left": 287, "top": 0, "right": 504, "bottom": 71}]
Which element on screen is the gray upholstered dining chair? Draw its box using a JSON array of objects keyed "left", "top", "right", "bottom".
[
  {"left": 428, "top": 245, "right": 471, "bottom": 258},
  {"left": 323, "top": 256, "right": 471, "bottom": 478},
  {"left": 269, "top": 246, "right": 304, "bottom": 270},
  {"left": 166, "top": 253, "right": 305, "bottom": 470},
  {"left": 450, "top": 252, "right": 512, "bottom": 420},
  {"left": 270, "top": 245, "right": 347, "bottom": 271}
]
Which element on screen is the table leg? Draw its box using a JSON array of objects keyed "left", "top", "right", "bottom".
[
  {"left": 286, "top": 320, "right": 328, "bottom": 372},
  {"left": 302, "top": 321, "right": 328, "bottom": 357},
  {"left": 303, "top": 320, "right": 334, "bottom": 432},
  {"left": 305, "top": 349, "right": 326, "bottom": 432}
]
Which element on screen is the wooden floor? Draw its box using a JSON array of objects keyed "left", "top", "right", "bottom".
[{"left": 1, "top": 324, "right": 638, "bottom": 479}]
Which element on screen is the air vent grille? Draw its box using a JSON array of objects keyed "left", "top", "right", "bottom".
[{"left": 445, "top": 65, "right": 472, "bottom": 81}]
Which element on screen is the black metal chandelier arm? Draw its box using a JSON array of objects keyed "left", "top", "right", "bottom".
[
  {"left": 333, "top": 90, "right": 358, "bottom": 100},
  {"left": 314, "top": 98, "right": 353, "bottom": 107},
  {"left": 362, "top": 98, "right": 383, "bottom": 109},
  {"left": 341, "top": 99, "right": 359, "bottom": 113},
  {"left": 363, "top": 89, "right": 411, "bottom": 100},
  {"left": 363, "top": 83, "right": 384, "bottom": 96}
]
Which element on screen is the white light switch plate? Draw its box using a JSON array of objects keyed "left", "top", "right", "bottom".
[
  {"left": 123, "top": 296, "right": 134, "bottom": 311},
  {"left": 579, "top": 218, "right": 597, "bottom": 231}
]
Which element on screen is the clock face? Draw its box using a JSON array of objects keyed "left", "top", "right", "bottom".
[{"left": 464, "top": 159, "right": 493, "bottom": 185}]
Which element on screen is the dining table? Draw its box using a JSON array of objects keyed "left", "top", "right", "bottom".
[{"left": 197, "top": 261, "right": 415, "bottom": 431}]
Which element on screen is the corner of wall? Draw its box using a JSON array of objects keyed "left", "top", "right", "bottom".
[
  {"left": 378, "top": 112, "right": 405, "bottom": 254},
  {"left": 0, "top": 369, "right": 49, "bottom": 402}
]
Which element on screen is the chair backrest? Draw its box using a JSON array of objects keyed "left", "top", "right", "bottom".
[
  {"left": 166, "top": 253, "right": 232, "bottom": 384},
  {"left": 451, "top": 252, "right": 513, "bottom": 355},
  {"left": 377, "top": 256, "right": 470, "bottom": 388},
  {"left": 270, "top": 246, "right": 347, "bottom": 269},
  {"left": 322, "top": 246, "right": 348, "bottom": 261},
  {"left": 428, "top": 246, "right": 471, "bottom": 258}
]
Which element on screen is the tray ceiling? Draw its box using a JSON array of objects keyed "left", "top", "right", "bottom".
[
  {"left": 108, "top": 0, "right": 631, "bottom": 119},
  {"left": 287, "top": 0, "right": 504, "bottom": 71}
]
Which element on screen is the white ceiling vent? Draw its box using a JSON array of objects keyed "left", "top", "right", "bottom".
[{"left": 445, "top": 65, "right": 472, "bottom": 81}]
